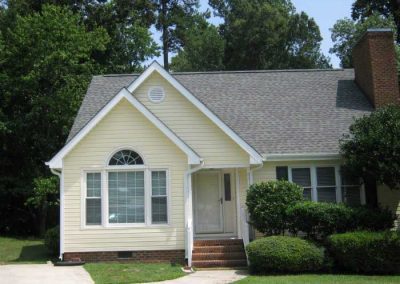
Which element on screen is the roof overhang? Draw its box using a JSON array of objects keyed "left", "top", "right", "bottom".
[
  {"left": 263, "top": 153, "right": 342, "bottom": 162},
  {"left": 127, "top": 61, "right": 264, "bottom": 165},
  {"left": 46, "top": 88, "right": 202, "bottom": 169}
]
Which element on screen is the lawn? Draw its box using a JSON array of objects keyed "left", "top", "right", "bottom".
[
  {"left": 84, "top": 262, "right": 186, "bottom": 284},
  {"left": 0, "top": 236, "right": 50, "bottom": 264},
  {"left": 236, "top": 274, "right": 400, "bottom": 284}
]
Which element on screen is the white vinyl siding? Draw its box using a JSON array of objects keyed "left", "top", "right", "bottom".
[
  {"left": 86, "top": 173, "right": 102, "bottom": 225},
  {"left": 151, "top": 171, "right": 168, "bottom": 224}
]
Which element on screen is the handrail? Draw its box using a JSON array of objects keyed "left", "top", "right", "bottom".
[{"left": 240, "top": 206, "right": 250, "bottom": 264}]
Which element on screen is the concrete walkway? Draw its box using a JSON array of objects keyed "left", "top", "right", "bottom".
[
  {"left": 0, "top": 262, "right": 94, "bottom": 284},
  {"left": 152, "top": 269, "right": 248, "bottom": 284}
]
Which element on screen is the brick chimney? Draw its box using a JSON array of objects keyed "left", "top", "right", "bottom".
[{"left": 352, "top": 28, "right": 400, "bottom": 108}]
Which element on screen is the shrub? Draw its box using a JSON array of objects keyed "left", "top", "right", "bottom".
[
  {"left": 246, "top": 181, "right": 303, "bottom": 235},
  {"left": 286, "top": 202, "right": 354, "bottom": 239},
  {"left": 351, "top": 206, "right": 395, "bottom": 231},
  {"left": 44, "top": 225, "right": 59, "bottom": 256},
  {"left": 328, "top": 231, "right": 400, "bottom": 274},
  {"left": 286, "top": 202, "right": 396, "bottom": 240},
  {"left": 246, "top": 236, "right": 324, "bottom": 273}
]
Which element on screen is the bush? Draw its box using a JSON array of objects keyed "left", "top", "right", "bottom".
[
  {"left": 44, "top": 225, "right": 59, "bottom": 256},
  {"left": 351, "top": 206, "right": 395, "bottom": 231},
  {"left": 328, "top": 231, "right": 400, "bottom": 274},
  {"left": 286, "top": 202, "right": 353, "bottom": 239},
  {"left": 246, "top": 236, "right": 324, "bottom": 273},
  {"left": 286, "top": 202, "right": 396, "bottom": 240},
  {"left": 246, "top": 181, "right": 303, "bottom": 235}
]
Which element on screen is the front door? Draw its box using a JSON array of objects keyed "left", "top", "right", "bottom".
[
  {"left": 194, "top": 171, "right": 223, "bottom": 234},
  {"left": 193, "top": 170, "right": 236, "bottom": 235}
]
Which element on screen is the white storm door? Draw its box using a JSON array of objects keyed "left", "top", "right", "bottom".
[{"left": 194, "top": 172, "right": 223, "bottom": 234}]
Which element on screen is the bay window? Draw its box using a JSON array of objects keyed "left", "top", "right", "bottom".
[{"left": 83, "top": 149, "right": 169, "bottom": 227}]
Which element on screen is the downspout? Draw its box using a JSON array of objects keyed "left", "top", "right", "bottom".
[
  {"left": 50, "top": 168, "right": 63, "bottom": 260},
  {"left": 184, "top": 160, "right": 204, "bottom": 267}
]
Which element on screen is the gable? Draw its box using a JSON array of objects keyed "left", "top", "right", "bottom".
[
  {"left": 132, "top": 72, "right": 251, "bottom": 167},
  {"left": 47, "top": 89, "right": 201, "bottom": 169}
]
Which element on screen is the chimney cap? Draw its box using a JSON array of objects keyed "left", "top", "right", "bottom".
[{"left": 366, "top": 28, "right": 393, "bottom": 33}]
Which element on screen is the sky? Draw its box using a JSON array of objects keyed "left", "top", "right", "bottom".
[{"left": 149, "top": 0, "right": 354, "bottom": 68}]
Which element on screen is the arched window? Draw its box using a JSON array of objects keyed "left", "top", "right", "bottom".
[{"left": 109, "top": 150, "right": 144, "bottom": 166}]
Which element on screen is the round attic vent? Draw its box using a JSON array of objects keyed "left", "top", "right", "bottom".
[{"left": 148, "top": 87, "right": 165, "bottom": 103}]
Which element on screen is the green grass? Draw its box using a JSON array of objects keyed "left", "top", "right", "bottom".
[
  {"left": 236, "top": 274, "right": 400, "bottom": 284},
  {"left": 84, "top": 262, "right": 186, "bottom": 284},
  {"left": 0, "top": 236, "right": 50, "bottom": 264}
]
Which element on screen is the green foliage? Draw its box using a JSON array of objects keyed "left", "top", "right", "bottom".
[
  {"left": 44, "top": 226, "right": 59, "bottom": 256},
  {"left": 0, "top": 4, "right": 108, "bottom": 235},
  {"left": 209, "top": 0, "right": 331, "bottom": 70},
  {"left": 246, "top": 236, "right": 324, "bottom": 274},
  {"left": 26, "top": 177, "right": 59, "bottom": 209},
  {"left": 328, "top": 231, "right": 400, "bottom": 274},
  {"left": 351, "top": 0, "right": 400, "bottom": 42},
  {"left": 287, "top": 202, "right": 354, "bottom": 239},
  {"left": 286, "top": 202, "right": 395, "bottom": 240},
  {"left": 340, "top": 105, "right": 400, "bottom": 190},
  {"left": 246, "top": 180, "right": 303, "bottom": 235},
  {"left": 170, "top": 16, "right": 225, "bottom": 71},
  {"left": 330, "top": 13, "right": 398, "bottom": 68}
]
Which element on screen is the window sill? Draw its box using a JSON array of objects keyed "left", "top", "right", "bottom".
[{"left": 81, "top": 223, "right": 171, "bottom": 230}]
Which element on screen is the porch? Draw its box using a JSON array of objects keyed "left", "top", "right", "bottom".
[{"left": 184, "top": 166, "right": 253, "bottom": 267}]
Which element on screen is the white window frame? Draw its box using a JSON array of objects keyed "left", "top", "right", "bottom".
[
  {"left": 149, "top": 169, "right": 170, "bottom": 225},
  {"left": 287, "top": 164, "right": 364, "bottom": 204},
  {"left": 81, "top": 151, "right": 171, "bottom": 229}
]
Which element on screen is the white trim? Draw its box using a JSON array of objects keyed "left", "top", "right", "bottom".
[
  {"left": 264, "top": 153, "right": 341, "bottom": 162},
  {"left": 127, "top": 61, "right": 263, "bottom": 165},
  {"left": 50, "top": 168, "right": 64, "bottom": 260},
  {"left": 105, "top": 146, "right": 147, "bottom": 167},
  {"left": 46, "top": 87, "right": 202, "bottom": 169},
  {"left": 235, "top": 168, "right": 241, "bottom": 238}
]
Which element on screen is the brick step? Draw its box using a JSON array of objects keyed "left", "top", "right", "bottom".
[
  {"left": 193, "top": 245, "right": 245, "bottom": 253},
  {"left": 192, "top": 252, "right": 246, "bottom": 261},
  {"left": 193, "top": 239, "right": 243, "bottom": 247},
  {"left": 192, "top": 259, "right": 248, "bottom": 268}
]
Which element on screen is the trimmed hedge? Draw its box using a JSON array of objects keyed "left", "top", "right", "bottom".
[
  {"left": 328, "top": 231, "right": 400, "bottom": 274},
  {"left": 44, "top": 225, "right": 60, "bottom": 256},
  {"left": 286, "top": 202, "right": 395, "bottom": 240},
  {"left": 246, "top": 236, "right": 324, "bottom": 273},
  {"left": 246, "top": 181, "right": 303, "bottom": 235}
]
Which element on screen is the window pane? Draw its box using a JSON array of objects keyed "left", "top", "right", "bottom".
[
  {"left": 86, "top": 199, "right": 101, "bottom": 225},
  {"left": 152, "top": 197, "right": 167, "bottom": 223},
  {"left": 152, "top": 171, "right": 166, "bottom": 196},
  {"left": 108, "top": 171, "right": 145, "bottom": 224},
  {"left": 317, "top": 187, "right": 337, "bottom": 203},
  {"left": 342, "top": 186, "right": 361, "bottom": 206},
  {"left": 276, "top": 166, "right": 289, "bottom": 181},
  {"left": 303, "top": 187, "right": 312, "bottom": 200},
  {"left": 292, "top": 168, "right": 311, "bottom": 187},
  {"left": 317, "top": 167, "right": 335, "bottom": 186},
  {"left": 87, "top": 173, "right": 101, "bottom": 197},
  {"left": 109, "top": 150, "right": 144, "bottom": 165},
  {"left": 224, "top": 173, "right": 231, "bottom": 201}
]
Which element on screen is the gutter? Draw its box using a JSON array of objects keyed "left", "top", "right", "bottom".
[{"left": 50, "top": 168, "right": 64, "bottom": 261}]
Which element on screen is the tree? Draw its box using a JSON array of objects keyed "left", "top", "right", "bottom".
[
  {"left": 209, "top": 0, "right": 330, "bottom": 70},
  {"left": 351, "top": 0, "right": 400, "bottom": 42},
  {"left": 170, "top": 16, "right": 225, "bottom": 71},
  {"left": 0, "top": 4, "right": 109, "bottom": 235},
  {"left": 26, "top": 177, "right": 59, "bottom": 236},
  {"left": 340, "top": 105, "right": 400, "bottom": 194},
  {"left": 149, "top": 0, "right": 200, "bottom": 70},
  {"left": 330, "top": 13, "right": 398, "bottom": 68}
]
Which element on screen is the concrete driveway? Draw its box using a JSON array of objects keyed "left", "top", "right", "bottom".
[
  {"left": 0, "top": 262, "right": 93, "bottom": 284},
  {"left": 152, "top": 269, "right": 248, "bottom": 284}
]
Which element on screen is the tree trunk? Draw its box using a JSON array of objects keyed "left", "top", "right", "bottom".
[
  {"left": 161, "top": 0, "right": 169, "bottom": 70},
  {"left": 364, "top": 175, "right": 378, "bottom": 208}
]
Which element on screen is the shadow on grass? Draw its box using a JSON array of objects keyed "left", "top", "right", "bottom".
[{"left": 13, "top": 244, "right": 50, "bottom": 263}]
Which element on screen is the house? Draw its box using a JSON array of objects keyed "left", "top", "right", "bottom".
[{"left": 47, "top": 29, "right": 400, "bottom": 267}]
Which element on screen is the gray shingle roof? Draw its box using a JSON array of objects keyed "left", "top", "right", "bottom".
[{"left": 67, "top": 69, "right": 373, "bottom": 156}]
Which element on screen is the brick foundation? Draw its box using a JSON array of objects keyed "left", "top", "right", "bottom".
[{"left": 63, "top": 249, "right": 185, "bottom": 263}]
